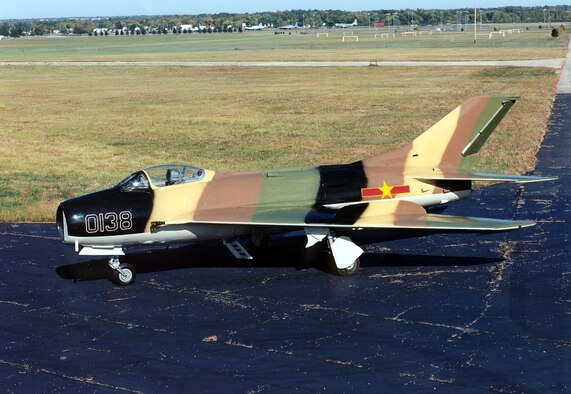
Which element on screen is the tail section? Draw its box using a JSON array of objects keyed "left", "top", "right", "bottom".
[
  {"left": 362, "top": 96, "right": 555, "bottom": 186},
  {"left": 363, "top": 96, "right": 517, "bottom": 170},
  {"left": 409, "top": 96, "right": 517, "bottom": 169}
]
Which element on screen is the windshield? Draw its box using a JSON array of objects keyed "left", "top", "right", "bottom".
[
  {"left": 143, "top": 164, "right": 205, "bottom": 188},
  {"left": 116, "top": 171, "right": 150, "bottom": 192}
]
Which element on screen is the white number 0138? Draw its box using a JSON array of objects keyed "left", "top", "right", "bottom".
[{"left": 85, "top": 211, "right": 133, "bottom": 234}]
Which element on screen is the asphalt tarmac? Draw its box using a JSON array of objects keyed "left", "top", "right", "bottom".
[
  {"left": 1, "top": 91, "right": 569, "bottom": 393},
  {"left": 2, "top": 86, "right": 571, "bottom": 393}
]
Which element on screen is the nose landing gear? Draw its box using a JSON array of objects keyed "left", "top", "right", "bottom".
[{"left": 108, "top": 256, "right": 136, "bottom": 286}]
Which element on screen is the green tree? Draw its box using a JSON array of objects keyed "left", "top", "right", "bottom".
[
  {"left": 0, "top": 23, "right": 10, "bottom": 36},
  {"left": 73, "top": 24, "right": 88, "bottom": 35},
  {"left": 10, "top": 22, "right": 29, "bottom": 37},
  {"left": 31, "top": 24, "right": 47, "bottom": 36}
]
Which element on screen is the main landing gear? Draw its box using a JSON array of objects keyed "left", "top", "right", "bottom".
[
  {"left": 333, "top": 256, "right": 361, "bottom": 277},
  {"left": 304, "top": 228, "right": 363, "bottom": 277},
  {"left": 108, "top": 256, "right": 136, "bottom": 286}
]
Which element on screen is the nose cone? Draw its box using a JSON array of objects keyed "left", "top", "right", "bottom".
[
  {"left": 56, "top": 204, "right": 68, "bottom": 242},
  {"left": 55, "top": 187, "right": 153, "bottom": 240}
]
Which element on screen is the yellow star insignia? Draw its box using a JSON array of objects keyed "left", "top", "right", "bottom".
[{"left": 379, "top": 181, "right": 393, "bottom": 199}]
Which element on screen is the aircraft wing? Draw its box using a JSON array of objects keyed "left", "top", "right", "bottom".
[
  {"left": 334, "top": 201, "right": 534, "bottom": 231},
  {"left": 155, "top": 200, "right": 534, "bottom": 232},
  {"left": 152, "top": 200, "right": 533, "bottom": 270}
]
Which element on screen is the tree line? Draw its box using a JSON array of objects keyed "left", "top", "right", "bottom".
[{"left": 1, "top": 6, "right": 570, "bottom": 37}]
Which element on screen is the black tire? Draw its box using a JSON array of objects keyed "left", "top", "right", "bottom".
[
  {"left": 334, "top": 257, "right": 361, "bottom": 277},
  {"left": 111, "top": 263, "right": 136, "bottom": 286}
]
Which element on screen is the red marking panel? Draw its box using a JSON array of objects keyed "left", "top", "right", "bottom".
[
  {"left": 361, "top": 185, "right": 410, "bottom": 198},
  {"left": 391, "top": 185, "right": 410, "bottom": 194}
]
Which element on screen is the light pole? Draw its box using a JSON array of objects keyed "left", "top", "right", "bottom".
[
  {"left": 474, "top": 0, "right": 477, "bottom": 44},
  {"left": 368, "top": 13, "right": 371, "bottom": 31}
]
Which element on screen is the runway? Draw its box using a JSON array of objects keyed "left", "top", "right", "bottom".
[{"left": 0, "top": 58, "right": 564, "bottom": 68}]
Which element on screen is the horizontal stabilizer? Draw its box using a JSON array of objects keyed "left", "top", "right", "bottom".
[{"left": 412, "top": 169, "right": 556, "bottom": 183}]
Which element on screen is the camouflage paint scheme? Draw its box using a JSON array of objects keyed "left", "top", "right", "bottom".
[
  {"left": 144, "top": 96, "right": 544, "bottom": 229},
  {"left": 56, "top": 96, "right": 555, "bottom": 282}
]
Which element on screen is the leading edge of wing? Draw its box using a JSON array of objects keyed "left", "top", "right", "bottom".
[{"left": 156, "top": 200, "right": 535, "bottom": 232}]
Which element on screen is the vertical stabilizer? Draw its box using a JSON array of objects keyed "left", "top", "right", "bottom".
[
  {"left": 409, "top": 96, "right": 517, "bottom": 169},
  {"left": 363, "top": 96, "right": 517, "bottom": 171}
]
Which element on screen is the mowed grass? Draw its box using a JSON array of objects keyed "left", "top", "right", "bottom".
[
  {"left": 0, "top": 28, "right": 567, "bottom": 62},
  {"left": 0, "top": 65, "right": 558, "bottom": 221}
]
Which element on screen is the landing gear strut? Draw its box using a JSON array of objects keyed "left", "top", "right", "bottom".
[{"left": 108, "top": 256, "right": 136, "bottom": 286}]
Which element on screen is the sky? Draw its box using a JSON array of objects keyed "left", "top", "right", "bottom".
[{"left": 0, "top": 1, "right": 566, "bottom": 20}]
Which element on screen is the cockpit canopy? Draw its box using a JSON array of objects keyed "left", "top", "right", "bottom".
[
  {"left": 144, "top": 164, "right": 205, "bottom": 187},
  {"left": 117, "top": 164, "right": 205, "bottom": 191}
]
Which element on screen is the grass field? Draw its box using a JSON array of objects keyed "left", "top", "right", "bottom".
[
  {"left": 0, "top": 28, "right": 568, "bottom": 62},
  {"left": 0, "top": 64, "right": 559, "bottom": 221}
]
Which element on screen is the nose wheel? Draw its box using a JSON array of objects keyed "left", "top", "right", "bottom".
[{"left": 108, "top": 256, "right": 136, "bottom": 286}]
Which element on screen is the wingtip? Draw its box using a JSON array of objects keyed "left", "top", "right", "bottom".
[
  {"left": 516, "top": 221, "right": 536, "bottom": 229},
  {"left": 519, "top": 176, "right": 558, "bottom": 183}
]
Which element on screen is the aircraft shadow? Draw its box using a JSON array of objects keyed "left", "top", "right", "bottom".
[{"left": 55, "top": 238, "right": 502, "bottom": 283}]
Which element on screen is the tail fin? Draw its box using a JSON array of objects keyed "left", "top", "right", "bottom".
[
  {"left": 364, "top": 96, "right": 517, "bottom": 170},
  {"left": 410, "top": 96, "right": 517, "bottom": 169}
]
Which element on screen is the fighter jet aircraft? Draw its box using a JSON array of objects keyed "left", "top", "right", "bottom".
[
  {"left": 335, "top": 19, "right": 358, "bottom": 28},
  {"left": 57, "top": 96, "right": 554, "bottom": 285}
]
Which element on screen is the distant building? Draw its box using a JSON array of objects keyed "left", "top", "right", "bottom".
[{"left": 373, "top": 22, "right": 385, "bottom": 27}]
